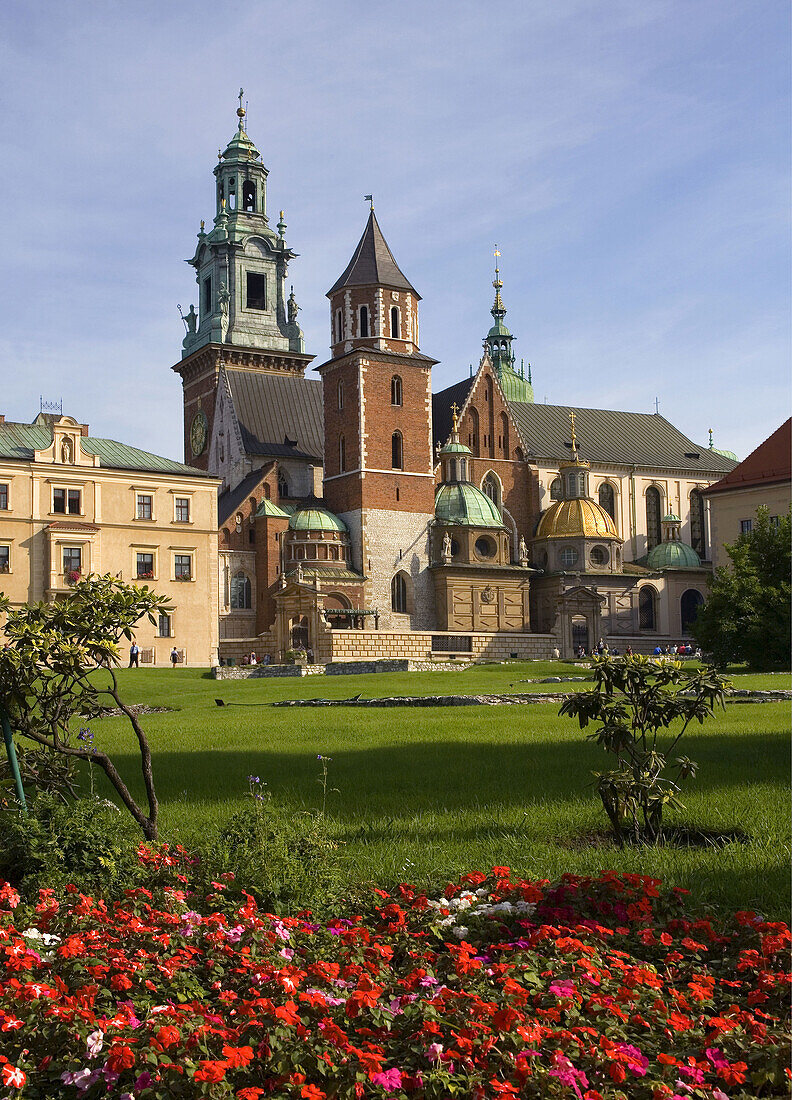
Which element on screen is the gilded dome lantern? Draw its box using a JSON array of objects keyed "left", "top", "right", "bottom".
[{"left": 531, "top": 412, "right": 623, "bottom": 574}]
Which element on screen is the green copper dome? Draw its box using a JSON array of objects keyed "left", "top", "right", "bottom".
[
  {"left": 646, "top": 540, "right": 701, "bottom": 570},
  {"left": 435, "top": 483, "right": 503, "bottom": 528},
  {"left": 289, "top": 507, "right": 347, "bottom": 533},
  {"left": 711, "top": 447, "right": 738, "bottom": 461},
  {"left": 487, "top": 318, "right": 512, "bottom": 338},
  {"left": 440, "top": 439, "right": 472, "bottom": 455}
]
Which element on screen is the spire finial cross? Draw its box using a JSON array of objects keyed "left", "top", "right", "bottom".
[
  {"left": 450, "top": 402, "right": 460, "bottom": 433},
  {"left": 569, "top": 410, "right": 578, "bottom": 455}
]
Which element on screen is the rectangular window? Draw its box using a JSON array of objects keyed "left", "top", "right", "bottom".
[
  {"left": 174, "top": 554, "right": 192, "bottom": 580},
  {"left": 0, "top": 546, "right": 9, "bottom": 573},
  {"left": 136, "top": 494, "right": 153, "bottom": 520},
  {"left": 246, "top": 272, "right": 267, "bottom": 311},
  {"left": 175, "top": 497, "right": 190, "bottom": 523},
  {"left": 770, "top": 515, "right": 780, "bottom": 527},
  {"left": 63, "top": 546, "right": 82, "bottom": 575},
  {"left": 740, "top": 519, "right": 753, "bottom": 535},
  {"left": 157, "top": 612, "right": 172, "bottom": 638},
  {"left": 431, "top": 635, "right": 473, "bottom": 653},
  {"left": 202, "top": 276, "right": 212, "bottom": 315},
  {"left": 0, "top": 484, "right": 7, "bottom": 510},
  {"left": 136, "top": 552, "right": 154, "bottom": 579},
  {"left": 53, "top": 488, "right": 81, "bottom": 514}
]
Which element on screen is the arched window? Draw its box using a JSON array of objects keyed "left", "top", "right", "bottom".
[
  {"left": 335, "top": 309, "right": 343, "bottom": 344},
  {"left": 639, "top": 586, "right": 657, "bottom": 630},
  {"left": 681, "top": 589, "right": 703, "bottom": 634},
  {"left": 690, "top": 489, "right": 706, "bottom": 557},
  {"left": 230, "top": 571, "right": 251, "bottom": 609},
  {"left": 391, "top": 431, "right": 403, "bottom": 470},
  {"left": 646, "top": 486, "right": 662, "bottom": 550},
  {"left": 515, "top": 447, "right": 524, "bottom": 463},
  {"left": 550, "top": 477, "right": 562, "bottom": 501},
  {"left": 482, "top": 472, "right": 501, "bottom": 511},
  {"left": 499, "top": 412, "right": 509, "bottom": 457},
  {"left": 391, "top": 375, "right": 403, "bottom": 406},
  {"left": 339, "top": 434, "right": 346, "bottom": 473},
  {"left": 337, "top": 380, "right": 344, "bottom": 410},
  {"left": 390, "top": 306, "right": 400, "bottom": 338},
  {"left": 359, "top": 305, "right": 369, "bottom": 338},
  {"left": 242, "top": 181, "right": 256, "bottom": 211},
  {"left": 598, "top": 482, "right": 616, "bottom": 521},
  {"left": 391, "top": 572, "right": 408, "bottom": 613},
  {"left": 277, "top": 472, "right": 289, "bottom": 499},
  {"left": 468, "top": 407, "right": 480, "bottom": 456}
]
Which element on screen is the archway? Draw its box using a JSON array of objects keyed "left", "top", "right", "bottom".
[
  {"left": 571, "top": 616, "right": 589, "bottom": 655},
  {"left": 680, "top": 589, "right": 703, "bottom": 634},
  {"left": 290, "top": 616, "right": 309, "bottom": 651}
]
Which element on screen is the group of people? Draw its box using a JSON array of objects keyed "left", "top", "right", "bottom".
[
  {"left": 653, "top": 643, "right": 700, "bottom": 657},
  {"left": 240, "top": 652, "right": 271, "bottom": 666}
]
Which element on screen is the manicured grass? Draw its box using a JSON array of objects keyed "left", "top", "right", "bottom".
[{"left": 82, "top": 665, "right": 790, "bottom": 919}]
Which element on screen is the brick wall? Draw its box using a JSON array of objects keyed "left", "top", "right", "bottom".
[{"left": 326, "top": 630, "right": 556, "bottom": 662}]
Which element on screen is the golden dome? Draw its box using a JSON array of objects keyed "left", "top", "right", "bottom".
[{"left": 536, "top": 498, "right": 619, "bottom": 539}]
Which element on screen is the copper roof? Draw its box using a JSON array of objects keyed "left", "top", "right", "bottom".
[
  {"left": 327, "top": 211, "right": 418, "bottom": 297},
  {"left": 225, "top": 369, "right": 324, "bottom": 462},
  {"left": 702, "top": 419, "right": 791, "bottom": 495}
]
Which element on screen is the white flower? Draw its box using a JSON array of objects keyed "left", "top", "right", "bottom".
[{"left": 452, "top": 926, "right": 469, "bottom": 939}]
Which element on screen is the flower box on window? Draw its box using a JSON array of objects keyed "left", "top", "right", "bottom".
[
  {"left": 66, "top": 570, "right": 81, "bottom": 585},
  {"left": 174, "top": 574, "right": 192, "bottom": 582},
  {"left": 136, "top": 571, "right": 155, "bottom": 580}
]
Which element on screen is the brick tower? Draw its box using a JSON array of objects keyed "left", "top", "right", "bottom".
[
  {"left": 172, "top": 92, "right": 312, "bottom": 471},
  {"left": 317, "top": 205, "right": 437, "bottom": 629}
]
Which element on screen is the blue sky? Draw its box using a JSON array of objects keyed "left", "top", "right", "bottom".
[{"left": 0, "top": 0, "right": 788, "bottom": 462}]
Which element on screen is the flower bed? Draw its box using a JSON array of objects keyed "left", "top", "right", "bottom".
[{"left": 0, "top": 856, "right": 789, "bottom": 1098}]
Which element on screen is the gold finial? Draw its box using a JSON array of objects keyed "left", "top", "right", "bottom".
[
  {"left": 218, "top": 147, "right": 223, "bottom": 160},
  {"left": 569, "top": 410, "right": 578, "bottom": 455},
  {"left": 708, "top": 427, "right": 714, "bottom": 448},
  {"left": 237, "top": 87, "right": 246, "bottom": 121},
  {"left": 493, "top": 245, "right": 502, "bottom": 290},
  {"left": 200, "top": 219, "right": 205, "bottom": 231},
  {"left": 451, "top": 402, "right": 460, "bottom": 433}
]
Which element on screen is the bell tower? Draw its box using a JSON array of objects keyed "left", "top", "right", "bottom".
[
  {"left": 172, "top": 92, "right": 313, "bottom": 469},
  {"left": 317, "top": 204, "right": 437, "bottom": 628}
]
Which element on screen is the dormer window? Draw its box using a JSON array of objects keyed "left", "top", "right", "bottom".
[{"left": 359, "top": 305, "right": 369, "bottom": 338}]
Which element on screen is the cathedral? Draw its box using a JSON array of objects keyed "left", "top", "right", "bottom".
[{"left": 172, "top": 100, "right": 738, "bottom": 663}]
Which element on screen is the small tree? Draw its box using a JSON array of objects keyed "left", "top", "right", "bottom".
[
  {"left": 0, "top": 575, "right": 171, "bottom": 840},
  {"left": 694, "top": 506, "right": 791, "bottom": 669},
  {"left": 559, "top": 656, "right": 730, "bottom": 846}
]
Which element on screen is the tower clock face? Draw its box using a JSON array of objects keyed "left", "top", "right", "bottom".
[{"left": 190, "top": 409, "right": 208, "bottom": 457}]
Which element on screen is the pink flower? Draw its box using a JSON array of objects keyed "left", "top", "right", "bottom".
[
  {"left": 370, "top": 1068, "right": 403, "bottom": 1092},
  {"left": 427, "top": 1043, "right": 443, "bottom": 1061},
  {"left": 86, "top": 1029, "right": 104, "bottom": 1058}
]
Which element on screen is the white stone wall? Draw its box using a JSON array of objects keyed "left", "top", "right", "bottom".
[{"left": 350, "top": 507, "right": 435, "bottom": 631}]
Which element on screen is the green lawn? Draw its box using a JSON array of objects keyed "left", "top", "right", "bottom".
[{"left": 81, "top": 665, "right": 790, "bottom": 919}]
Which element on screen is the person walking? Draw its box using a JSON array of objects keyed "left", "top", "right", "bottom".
[
  {"left": 170, "top": 646, "right": 179, "bottom": 668},
  {"left": 128, "top": 643, "right": 139, "bottom": 668}
]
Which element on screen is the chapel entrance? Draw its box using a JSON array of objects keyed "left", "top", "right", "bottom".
[
  {"left": 571, "top": 617, "right": 589, "bottom": 654},
  {"left": 290, "top": 616, "right": 309, "bottom": 651}
]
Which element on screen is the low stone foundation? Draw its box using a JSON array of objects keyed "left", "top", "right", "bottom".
[{"left": 211, "top": 658, "right": 476, "bottom": 680}]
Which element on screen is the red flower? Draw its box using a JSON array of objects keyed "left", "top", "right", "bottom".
[
  {"left": 237, "top": 1090, "right": 265, "bottom": 1100},
  {"left": 154, "top": 1025, "right": 180, "bottom": 1049},
  {"left": 301, "top": 1087, "right": 326, "bottom": 1100},
  {"left": 194, "top": 1060, "right": 228, "bottom": 1082},
  {"left": 106, "top": 1044, "right": 136, "bottom": 1073},
  {"left": 1, "top": 1065, "right": 25, "bottom": 1089},
  {"left": 223, "top": 1045, "right": 254, "bottom": 1067}
]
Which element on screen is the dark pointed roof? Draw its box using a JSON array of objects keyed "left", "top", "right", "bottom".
[
  {"left": 702, "top": 418, "right": 790, "bottom": 495},
  {"left": 328, "top": 211, "right": 419, "bottom": 297}
]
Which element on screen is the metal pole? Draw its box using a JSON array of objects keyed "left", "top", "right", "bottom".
[{"left": 0, "top": 706, "right": 27, "bottom": 812}]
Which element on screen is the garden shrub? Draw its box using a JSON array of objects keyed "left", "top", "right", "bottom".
[
  {"left": 0, "top": 793, "right": 139, "bottom": 897},
  {"left": 196, "top": 799, "right": 341, "bottom": 914}
]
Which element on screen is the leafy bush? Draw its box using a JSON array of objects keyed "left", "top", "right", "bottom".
[
  {"left": 0, "top": 794, "right": 139, "bottom": 896},
  {"left": 560, "top": 656, "right": 730, "bottom": 845},
  {"left": 195, "top": 798, "right": 340, "bottom": 914}
]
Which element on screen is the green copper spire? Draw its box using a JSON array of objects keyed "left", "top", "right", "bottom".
[{"left": 483, "top": 248, "right": 533, "bottom": 403}]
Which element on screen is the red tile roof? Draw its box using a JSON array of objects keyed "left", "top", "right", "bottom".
[{"left": 703, "top": 419, "right": 791, "bottom": 495}]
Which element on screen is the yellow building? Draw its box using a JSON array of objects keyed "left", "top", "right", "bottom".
[
  {"left": 0, "top": 412, "right": 220, "bottom": 666},
  {"left": 703, "top": 419, "right": 791, "bottom": 571}
]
